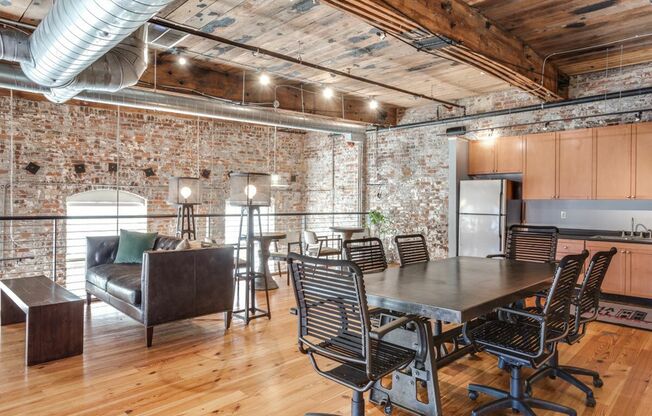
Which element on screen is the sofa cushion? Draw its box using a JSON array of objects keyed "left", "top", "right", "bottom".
[
  {"left": 86, "top": 263, "right": 141, "bottom": 291},
  {"left": 106, "top": 274, "right": 142, "bottom": 306},
  {"left": 115, "top": 230, "right": 158, "bottom": 264}
]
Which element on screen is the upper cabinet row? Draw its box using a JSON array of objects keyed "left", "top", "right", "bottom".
[{"left": 468, "top": 122, "right": 652, "bottom": 200}]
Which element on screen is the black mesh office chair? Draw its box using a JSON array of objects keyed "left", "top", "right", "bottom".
[
  {"left": 525, "top": 248, "right": 617, "bottom": 407},
  {"left": 488, "top": 225, "right": 559, "bottom": 263},
  {"left": 287, "top": 253, "right": 420, "bottom": 416},
  {"left": 343, "top": 237, "right": 388, "bottom": 273},
  {"left": 463, "top": 251, "right": 588, "bottom": 416},
  {"left": 394, "top": 234, "right": 429, "bottom": 266}
]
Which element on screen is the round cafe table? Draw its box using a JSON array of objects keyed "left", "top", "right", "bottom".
[
  {"left": 253, "top": 232, "right": 286, "bottom": 291},
  {"left": 330, "top": 226, "right": 365, "bottom": 242}
]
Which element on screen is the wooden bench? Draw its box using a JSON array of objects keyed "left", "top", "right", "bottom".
[{"left": 0, "top": 275, "right": 84, "bottom": 365}]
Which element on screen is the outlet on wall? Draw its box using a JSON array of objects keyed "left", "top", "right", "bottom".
[{"left": 560, "top": 210, "right": 567, "bottom": 219}]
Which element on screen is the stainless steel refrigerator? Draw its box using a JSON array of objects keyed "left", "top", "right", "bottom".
[{"left": 458, "top": 179, "right": 521, "bottom": 257}]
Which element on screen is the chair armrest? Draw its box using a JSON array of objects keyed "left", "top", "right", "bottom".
[
  {"left": 486, "top": 253, "right": 506, "bottom": 259},
  {"left": 369, "top": 315, "right": 418, "bottom": 340},
  {"left": 495, "top": 307, "right": 545, "bottom": 323},
  {"left": 287, "top": 241, "right": 303, "bottom": 255}
]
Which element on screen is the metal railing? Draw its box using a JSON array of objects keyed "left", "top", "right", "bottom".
[{"left": 0, "top": 212, "right": 368, "bottom": 295}]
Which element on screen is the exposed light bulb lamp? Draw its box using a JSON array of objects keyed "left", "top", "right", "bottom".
[{"left": 168, "top": 176, "right": 201, "bottom": 239}]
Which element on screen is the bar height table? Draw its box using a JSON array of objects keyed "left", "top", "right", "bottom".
[
  {"left": 253, "top": 231, "right": 286, "bottom": 291},
  {"left": 329, "top": 226, "right": 365, "bottom": 242}
]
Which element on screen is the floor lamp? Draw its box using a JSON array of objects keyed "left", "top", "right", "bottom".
[
  {"left": 168, "top": 177, "right": 201, "bottom": 239},
  {"left": 229, "top": 172, "right": 272, "bottom": 325}
]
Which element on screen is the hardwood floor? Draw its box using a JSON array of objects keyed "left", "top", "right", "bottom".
[{"left": 0, "top": 281, "right": 651, "bottom": 415}]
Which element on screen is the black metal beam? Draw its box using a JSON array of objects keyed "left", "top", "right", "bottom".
[
  {"left": 148, "top": 17, "right": 463, "bottom": 109},
  {"left": 371, "top": 86, "right": 652, "bottom": 132}
]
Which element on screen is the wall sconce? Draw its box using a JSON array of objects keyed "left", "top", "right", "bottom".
[
  {"left": 25, "top": 162, "right": 40, "bottom": 175},
  {"left": 143, "top": 167, "right": 156, "bottom": 177},
  {"left": 108, "top": 163, "right": 118, "bottom": 173},
  {"left": 74, "top": 163, "right": 86, "bottom": 174},
  {"left": 168, "top": 177, "right": 201, "bottom": 239},
  {"left": 201, "top": 169, "right": 211, "bottom": 179}
]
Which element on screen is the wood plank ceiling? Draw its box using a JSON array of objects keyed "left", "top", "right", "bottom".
[{"left": 1, "top": 0, "right": 651, "bottom": 112}]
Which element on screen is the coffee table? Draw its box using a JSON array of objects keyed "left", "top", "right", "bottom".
[{"left": 0, "top": 275, "right": 84, "bottom": 365}]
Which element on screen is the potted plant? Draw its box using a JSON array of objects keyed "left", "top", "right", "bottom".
[{"left": 368, "top": 209, "right": 388, "bottom": 237}]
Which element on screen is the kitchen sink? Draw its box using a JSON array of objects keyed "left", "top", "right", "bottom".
[{"left": 591, "top": 235, "right": 652, "bottom": 242}]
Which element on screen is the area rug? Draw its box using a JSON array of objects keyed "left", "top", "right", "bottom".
[{"left": 596, "top": 301, "right": 652, "bottom": 331}]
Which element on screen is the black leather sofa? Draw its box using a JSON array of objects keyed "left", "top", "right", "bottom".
[{"left": 85, "top": 235, "right": 234, "bottom": 347}]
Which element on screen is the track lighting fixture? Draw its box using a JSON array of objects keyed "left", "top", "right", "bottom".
[
  {"left": 635, "top": 111, "right": 642, "bottom": 122},
  {"left": 323, "top": 87, "right": 334, "bottom": 99},
  {"left": 542, "top": 121, "right": 550, "bottom": 131},
  {"left": 369, "top": 98, "right": 379, "bottom": 110},
  {"left": 259, "top": 72, "right": 271, "bottom": 86},
  {"left": 377, "top": 31, "right": 386, "bottom": 40}
]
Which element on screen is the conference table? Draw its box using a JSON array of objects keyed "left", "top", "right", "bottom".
[{"left": 364, "top": 257, "right": 556, "bottom": 416}]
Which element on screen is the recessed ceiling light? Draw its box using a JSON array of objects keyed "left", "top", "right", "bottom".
[
  {"left": 369, "top": 98, "right": 379, "bottom": 110},
  {"left": 323, "top": 87, "right": 334, "bottom": 99},
  {"left": 259, "top": 73, "right": 271, "bottom": 86},
  {"left": 178, "top": 56, "right": 187, "bottom": 65}
]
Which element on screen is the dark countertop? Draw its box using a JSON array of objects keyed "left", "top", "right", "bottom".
[{"left": 558, "top": 228, "right": 652, "bottom": 245}]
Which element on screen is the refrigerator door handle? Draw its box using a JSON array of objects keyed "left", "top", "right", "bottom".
[{"left": 499, "top": 215, "right": 504, "bottom": 253}]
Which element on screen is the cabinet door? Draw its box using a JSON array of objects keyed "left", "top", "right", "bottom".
[
  {"left": 634, "top": 123, "right": 652, "bottom": 199},
  {"left": 558, "top": 129, "right": 593, "bottom": 199},
  {"left": 595, "top": 125, "right": 633, "bottom": 199},
  {"left": 628, "top": 245, "right": 652, "bottom": 298},
  {"left": 495, "top": 136, "right": 523, "bottom": 173},
  {"left": 586, "top": 242, "right": 627, "bottom": 295},
  {"left": 468, "top": 140, "right": 496, "bottom": 174},
  {"left": 523, "top": 133, "right": 557, "bottom": 200}
]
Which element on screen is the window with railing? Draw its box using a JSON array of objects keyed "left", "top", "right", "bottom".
[{"left": 65, "top": 190, "right": 147, "bottom": 295}]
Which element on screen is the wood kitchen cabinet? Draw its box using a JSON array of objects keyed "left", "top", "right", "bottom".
[
  {"left": 496, "top": 136, "right": 523, "bottom": 173},
  {"left": 558, "top": 128, "right": 593, "bottom": 199},
  {"left": 634, "top": 123, "right": 652, "bottom": 199},
  {"left": 468, "top": 136, "right": 523, "bottom": 175},
  {"left": 628, "top": 244, "right": 652, "bottom": 298},
  {"left": 594, "top": 124, "right": 633, "bottom": 199},
  {"left": 523, "top": 132, "right": 557, "bottom": 199},
  {"left": 468, "top": 140, "right": 496, "bottom": 174}
]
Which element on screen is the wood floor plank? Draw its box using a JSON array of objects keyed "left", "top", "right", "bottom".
[{"left": 0, "top": 282, "right": 650, "bottom": 415}]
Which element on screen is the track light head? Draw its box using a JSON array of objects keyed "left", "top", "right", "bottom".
[
  {"left": 323, "top": 87, "right": 334, "bottom": 99},
  {"left": 259, "top": 72, "right": 271, "bottom": 86}
]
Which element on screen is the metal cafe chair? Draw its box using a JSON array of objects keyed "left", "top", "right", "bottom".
[
  {"left": 303, "top": 230, "right": 342, "bottom": 259},
  {"left": 488, "top": 224, "right": 559, "bottom": 263},
  {"left": 463, "top": 251, "right": 588, "bottom": 416},
  {"left": 287, "top": 253, "right": 421, "bottom": 416},
  {"left": 525, "top": 248, "right": 617, "bottom": 407},
  {"left": 394, "top": 234, "right": 429, "bottom": 266},
  {"left": 268, "top": 230, "right": 303, "bottom": 285},
  {"left": 343, "top": 237, "right": 388, "bottom": 274}
]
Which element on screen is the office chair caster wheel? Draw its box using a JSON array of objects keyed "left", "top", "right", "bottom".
[
  {"left": 383, "top": 402, "right": 393, "bottom": 415},
  {"left": 585, "top": 395, "right": 596, "bottom": 407},
  {"left": 468, "top": 390, "right": 479, "bottom": 401},
  {"left": 593, "top": 377, "right": 603, "bottom": 388}
]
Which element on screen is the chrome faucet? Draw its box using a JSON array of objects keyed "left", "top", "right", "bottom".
[{"left": 635, "top": 222, "right": 651, "bottom": 238}]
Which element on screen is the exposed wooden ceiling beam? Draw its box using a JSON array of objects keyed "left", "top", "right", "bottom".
[
  {"left": 141, "top": 52, "right": 399, "bottom": 126},
  {"left": 322, "top": 0, "right": 569, "bottom": 101}
]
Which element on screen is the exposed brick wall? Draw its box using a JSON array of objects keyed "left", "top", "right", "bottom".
[{"left": 0, "top": 96, "right": 307, "bottom": 280}]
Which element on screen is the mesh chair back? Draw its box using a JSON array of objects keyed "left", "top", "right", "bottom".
[
  {"left": 394, "top": 234, "right": 429, "bottom": 266},
  {"left": 574, "top": 248, "right": 617, "bottom": 325},
  {"left": 343, "top": 237, "right": 388, "bottom": 273},
  {"left": 543, "top": 250, "right": 589, "bottom": 335},
  {"left": 505, "top": 225, "right": 559, "bottom": 263},
  {"left": 288, "top": 253, "right": 370, "bottom": 361}
]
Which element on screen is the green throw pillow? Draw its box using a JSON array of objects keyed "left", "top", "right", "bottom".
[{"left": 114, "top": 230, "right": 158, "bottom": 264}]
